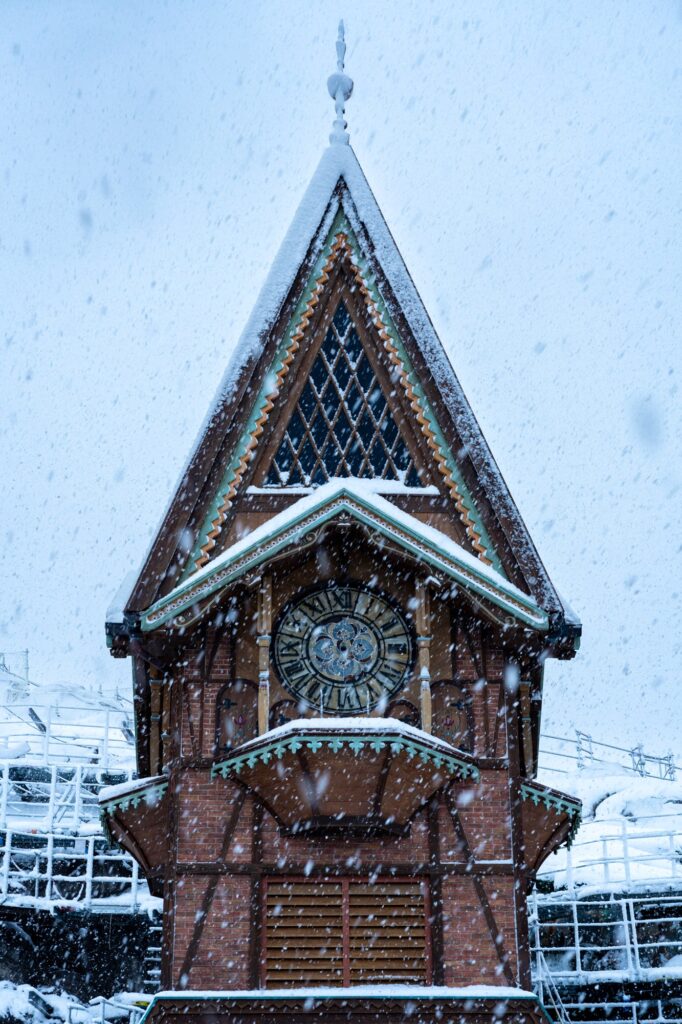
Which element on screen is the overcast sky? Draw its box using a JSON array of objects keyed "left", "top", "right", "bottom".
[{"left": 2, "top": 2, "right": 681, "bottom": 755}]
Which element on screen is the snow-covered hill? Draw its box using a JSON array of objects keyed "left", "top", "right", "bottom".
[{"left": 537, "top": 768, "right": 682, "bottom": 893}]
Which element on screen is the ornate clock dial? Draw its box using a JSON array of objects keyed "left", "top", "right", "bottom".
[{"left": 273, "top": 584, "right": 414, "bottom": 715}]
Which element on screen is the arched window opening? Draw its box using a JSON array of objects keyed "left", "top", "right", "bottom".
[
  {"left": 431, "top": 680, "right": 473, "bottom": 752},
  {"left": 384, "top": 698, "right": 420, "bottom": 728},
  {"left": 215, "top": 679, "right": 258, "bottom": 755},
  {"left": 269, "top": 699, "right": 299, "bottom": 731}
]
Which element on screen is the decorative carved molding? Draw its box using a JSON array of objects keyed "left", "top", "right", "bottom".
[
  {"left": 189, "top": 220, "right": 496, "bottom": 576},
  {"left": 143, "top": 492, "right": 547, "bottom": 633},
  {"left": 520, "top": 780, "right": 582, "bottom": 845},
  {"left": 212, "top": 728, "right": 479, "bottom": 782},
  {"left": 99, "top": 778, "right": 168, "bottom": 815}
]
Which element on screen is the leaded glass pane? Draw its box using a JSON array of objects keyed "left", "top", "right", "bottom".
[{"left": 264, "top": 301, "right": 426, "bottom": 487}]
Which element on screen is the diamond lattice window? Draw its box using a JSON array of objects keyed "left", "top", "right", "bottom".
[{"left": 264, "top": 301, "right": 424, "bottom": 487}]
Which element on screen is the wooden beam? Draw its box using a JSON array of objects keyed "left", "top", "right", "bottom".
[
  {"left": 427, "top": 797, "right": 445, "bottom": 985},
  {"left": 444, "top": 789, "right": 516, "bottom": 985},
  {"left": 174, "top": 860, "right": 515, "bottom": 877},
  {"left": 519, "top": 682, "right": 534, "bottom": 777},
  {"left": 505, "top": 677, "right": 533, "bottom": 989},
  {"left": 249, "top": 801, "right": 264, "bottom": 987},
  {"left": 257, "top": 577, "right": 272, "bottom": 735},
  {"left": 148, "top": 670, "right": 163, "bottom": 776},
  {"left": 416, "top": 580, "right": 432, "bottom": 733}
]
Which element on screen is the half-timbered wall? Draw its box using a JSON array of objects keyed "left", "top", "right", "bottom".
[{"left": 162, "top": 740, "right": 522, "bottom": 991}]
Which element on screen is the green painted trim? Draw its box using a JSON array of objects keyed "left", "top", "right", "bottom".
[
  {"left": 182, "top": 212, "right": 351, "bottom": 579},
  {"left": 520, "top": 781, "right": 582, "bottom": 846},
  {"left": 211, "top": 729, "right": 479, "bottom": 783},
  {"left": 340, "top": 216, "right": 503, "bottom": 575},
  {"left": 142, "top": 487, "right": 547, "bottom": 632},
  {"left": 184, "top": 207, "right": 503, "bottom": 579},
  {"left": 99, "top": 779, "right": 168, "bottom": 815}
]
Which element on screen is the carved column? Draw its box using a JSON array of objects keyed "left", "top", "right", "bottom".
[
  {"left": 519, "top": 680, "right": 534, "bottom": 774},
  {"left": 149, "top": 667, "right": 163, "bottom": 775},
  {"left": 416, "top": 580, "right": 432, "bottom": 733},
  {"left": 257, "top": 576, "right": 272, "bottom": 734}
]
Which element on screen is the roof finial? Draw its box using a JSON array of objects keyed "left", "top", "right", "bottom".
[{"left": 327, "top": 20, "right": 353, "bottom": 146}]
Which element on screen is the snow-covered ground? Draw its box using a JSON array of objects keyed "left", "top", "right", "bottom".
[{"left": 0, "top": 983, "right": 147, "bottom": 1024}]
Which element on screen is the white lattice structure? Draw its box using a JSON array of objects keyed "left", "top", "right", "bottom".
[{"left": 533, "top": 744, "right": 682, "bottom": 1022}]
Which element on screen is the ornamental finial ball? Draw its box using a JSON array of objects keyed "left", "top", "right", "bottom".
[{"left": 327, "top": 20, "right": 353, "bottom": 145}]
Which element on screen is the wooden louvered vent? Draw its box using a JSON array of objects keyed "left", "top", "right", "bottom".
[{"left": 263, "top": 879, "right": 430, "bottom": 987}]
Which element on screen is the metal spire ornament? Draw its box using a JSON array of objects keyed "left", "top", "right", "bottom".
[{"left": 327, "top": 20, "right": 353, "bottom": 145}]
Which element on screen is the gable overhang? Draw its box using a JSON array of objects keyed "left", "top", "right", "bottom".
[{"left": 138, "top": 482, "right": 549, "bottom": 635}]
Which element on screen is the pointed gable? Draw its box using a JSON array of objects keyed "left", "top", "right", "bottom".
[{"left": 113, "top": 142, "right": 579, "bottom": 651}]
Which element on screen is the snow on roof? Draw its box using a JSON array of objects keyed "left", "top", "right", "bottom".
[
  {"left": 142, "top": 479, "right": 547, "bottom": 631},
  {"left": 121, "top": 146, "right": 352, "bottom": 607},
  {"left": 234, "top": 716, "right": 460, "bottom": 755},
  {"left": 124, "top": 135, "right": 568, "bottom": 621},
  {"left": 98, "top": 774, "right": 165, "bottom": 805},
  {"left": 106, "top": 569, "right": 139, "bottom": 625}
]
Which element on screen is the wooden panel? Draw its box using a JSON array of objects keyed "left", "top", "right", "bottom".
[
  {"left": 263, "top": 881, "right": 344, "bottom": 987},
  {"left": 262, "top": 879, "right": 428, "bottom": 987},
  {"left": 349, "top": 882, "right": 427, "bottom": 983}
]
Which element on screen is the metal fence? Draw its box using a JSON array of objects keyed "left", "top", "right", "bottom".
[
  {"left": 531, "top": 891, "right": 682, "bottom": 982},
  {"left": 0, "top": 827, "right": 150, "bottom": 913},
  {"left": 537, "top": 815, "right": 682, "bottom": 891},
  {"left": 545, "top": 999, "right": 682, "bottom": 1024},
  {"left": 0, "top": 762, "right": 135, "bottom": 831}
]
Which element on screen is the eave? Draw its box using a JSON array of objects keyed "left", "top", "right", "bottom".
[
  {"left": 137, "top": 481, "right": 551, "bottom": 635},
  {"left": 212, "top": 718, "right": 478, "bottom": 836}
]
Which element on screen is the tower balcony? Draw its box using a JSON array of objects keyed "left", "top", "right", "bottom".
[{"left": 211, "top": 717, "right": 478, "bottom": 836}]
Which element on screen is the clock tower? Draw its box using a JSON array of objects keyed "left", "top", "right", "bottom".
[{"left": 102, "top": 26, "right": 581, "bottom": 1024}]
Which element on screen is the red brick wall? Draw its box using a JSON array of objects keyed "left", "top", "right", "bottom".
[
  {"left": 172, "top": 874, "right": 252, "bottom": 988},
  {"left": 163, "top": 767, "right": 523, "bottom": 992},
  {"left": 160, "top": 632, "right": 526, "bottom": 992},
  {"left": 441, "top": 875, "right": 518, "bottom": 985}
]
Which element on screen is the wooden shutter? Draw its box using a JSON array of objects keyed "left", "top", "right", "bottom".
[
  {"left": 349, "top": 881, "right": 428, "bottom": 983},
  {"left": 264, "top": 881, "right": 344, "bottom": 987},
  {"left": 263, "top": 878, "right": 429, "bottom": 987}
]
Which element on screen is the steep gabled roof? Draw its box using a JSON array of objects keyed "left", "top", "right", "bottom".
[{"left": 116, "top": 141, "right": 579, "bottom": 646}]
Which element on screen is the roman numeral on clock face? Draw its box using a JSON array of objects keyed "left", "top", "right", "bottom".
[{"left": 273, "top": 584, "right": 414, "bottom": 716}]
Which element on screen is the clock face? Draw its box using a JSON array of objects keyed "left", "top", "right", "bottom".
[{"left": 273, "top": 584, "right": 414, "bottom": 715}]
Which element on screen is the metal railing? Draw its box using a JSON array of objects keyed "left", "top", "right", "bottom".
[
  {"left": 533, "top": 948, "right": 572, "bottom": 1023},
  {"left": 545, "top": 999, "right": 682, "bottom": 1024},
  {"left": 0, "top": 704, "right": 135, "bottom": 769},
  {"left": 0, "top": 762, "right": 135, "bottom": 831},
  {"left": 531, "top": 891, "right": 682, "bottom": 983},
  {"left": 0, "top": 828, "right": 151, "bottom": 913},
  {"left": 537, "top": 814, "right": 682, "bottom": 891}
]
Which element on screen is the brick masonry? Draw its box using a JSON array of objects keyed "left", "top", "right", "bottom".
[{"left": 156, "top": 653, "right": 528, "bottom": 994}]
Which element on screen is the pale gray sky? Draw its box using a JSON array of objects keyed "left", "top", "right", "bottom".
[{"left": 2, "top": 1, "right": 681, "bottom": 753}]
